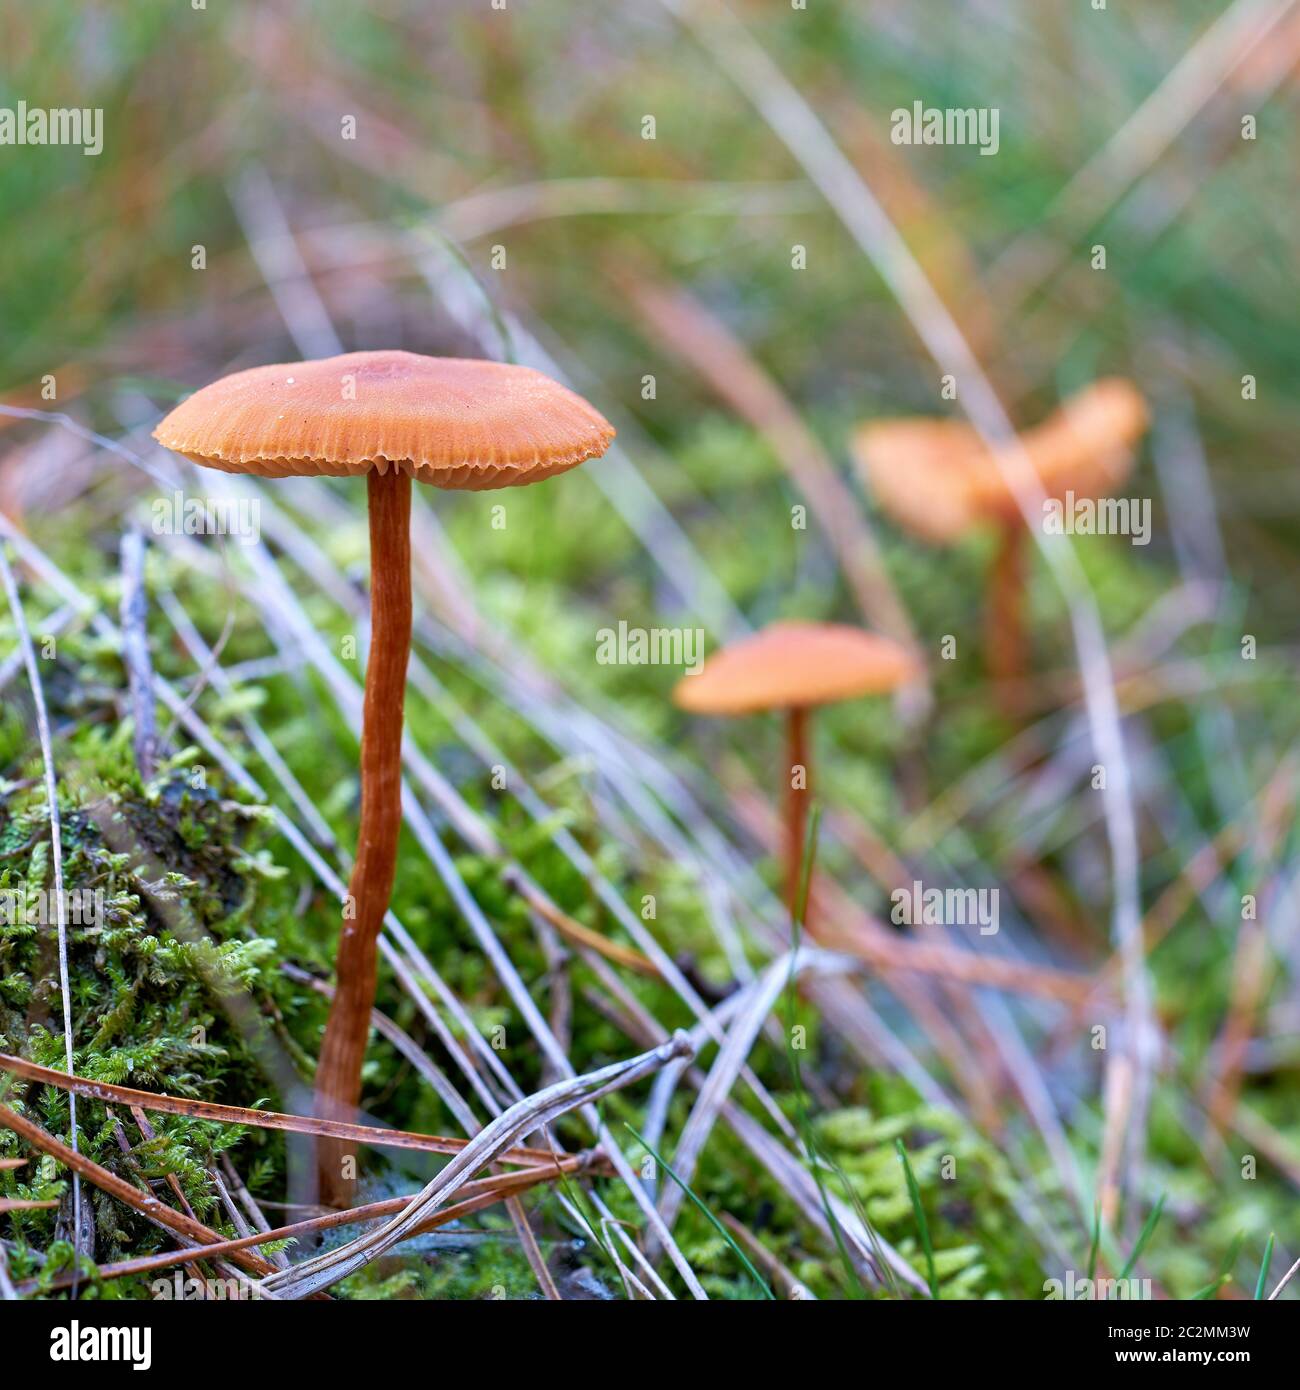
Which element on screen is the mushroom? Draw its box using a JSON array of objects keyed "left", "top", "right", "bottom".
[
  {"left": 154, "top": 350, "right": 613, "bottom": 1199},
  {"left": 673, "top": 621, "right": 917, "bottom": 925},
  {"left": 852, "top": 378, "right": 1147, "bottom": 702}
]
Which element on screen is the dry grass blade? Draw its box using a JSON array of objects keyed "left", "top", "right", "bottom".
[
  {"left": 20, "top": 1162, "right": 595, "bottom": 1296},
  {"left": 506, "top": 870, "right": 659, "bottom": 976},
  {"left": 0, "top": 1102, "right": 283, "bottom": 1285},
  {"left": 435, "top": 175, "right": 817, "bottom": 243},
  {"left": 229, "top": 164, "right": 345, "bottom": 359},
  {"left": 1203, "top": 757, "right": 1295, "bottom": 1135},
  {"left": 0, "top": 604, "right": 77, "bottom": 695},
  {"left": 131, "top": 1107, "right": 196, "bottom": 1220},
  {"left": 0, "top": 1052, "right": 587, "bottom": 1171},
  {"left": 658, "top": 952, "right": 810, "bottom": 1236},
  {"left": 118, "top": 526, "right": 158, "bottom": 779},
  {"left": 220, "top": 1153, "right": 289, "bottom": 1273},
  {"left": 1268, "top": 1253, "right": 1300, "bottom": 1301},
  {"left": 0, "top": 541, "right": 83, "bottom": 1269},
  {"left": 721, "top": 1211, "right": 814, "bottom": 1299},
  {"left": 259, "top": 1032, "right": 694, "bottom": 1299},
  {"left": 506, "top": 1197, "right": 561, "bottom": 1300}
]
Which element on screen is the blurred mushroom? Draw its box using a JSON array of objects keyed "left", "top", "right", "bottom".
[
  {"left": 673, "top": 621, "right": 917, "bottom": 926},
  {"left": 154, "top": 350, "right": 613, "bottom": 1203},
  {"left": 852, "top": 378, "right": 1147, "bottom": 703}
]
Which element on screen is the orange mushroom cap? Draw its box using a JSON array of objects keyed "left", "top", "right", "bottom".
[
  {"left": 673, "top": 621, "right": 918, "bottom": 717},
  {"left": 153, "top": 350, "right": 615, "bottom": 491},
  {"left": 852, "top": 377, "right": 1148, "bottom": 543}
]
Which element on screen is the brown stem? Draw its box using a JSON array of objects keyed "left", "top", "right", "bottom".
[
  {"left": 784, "top": 706, "right": 811, "bottom": 928},
  {"left": 985, "top": 518, "right": 1026, "bottom": 713},
  {"left": 315, "top": 468, "right": 412, "bottom": 1206}
]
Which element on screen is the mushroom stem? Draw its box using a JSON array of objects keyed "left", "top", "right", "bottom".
[
  {"left": 785, "top": 705, "right": 811, "bottom": 928},
  {"left": 315, "top": 468, "right": 412, "bottom": 1206},
  {"left": 986, "top": 518, "right": 1026, "bottom": 712}
]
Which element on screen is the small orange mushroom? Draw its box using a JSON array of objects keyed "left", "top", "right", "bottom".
[
  {"left": 674, "top": 621, "right": 917, "bottom": 926},
  {"left": 853, "top": 378, "right": 1147, "bottom": 704},
  {"left": 154, "top": 350, "right": 614, "bottom": 1204}
]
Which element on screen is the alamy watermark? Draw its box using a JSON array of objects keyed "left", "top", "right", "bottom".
[
  {"left": 0, "top": 888, "right": 104, "bottom": 928},
  {"left": 0, "top": 102, "right": 102, "bottom": 156},
  {"left": 891, "top": 101, "right": 1000, "bottom": 156},
  {"left": 1043, "top": 491, "right": 1151, "bottom": 546},
  {"left": 1044, "top": 1270, "right": 1152, "bottom": 1301},
  {"left": 49, "top": 1321, "right": 151, "bottom": 1370},
  {"left": 596, "top": 620, "right": 705, "bottom": 674},
  {"left": 152, "top": 491, "right": 262, "bottom": 545},
  {"left": 152, "top": 1271, "right": 247, "bottom": 1300},
  {"left": 890, "top": 879, "right": 999, "bottom": 935}
]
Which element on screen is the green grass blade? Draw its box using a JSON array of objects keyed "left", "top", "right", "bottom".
[
  {"left": 1190, "top": 1231, "right": 1244, "bottom": 1299},
  {"left": 793, "top": 800, "right": 820, "bottom": 932},
  {"left": 779, "top": 803, "right": 873, "bottom": 1297},
  {"left": 895, "top": 1138, "right": 939, "bottom": 1299},
  {"left": 1255, "top": 1233, "right": 1275, "bottom": 1300},
  {"left": 626, "top": 1123, "right": 775, "bottom": 1300},
  {"left": 1118, "top": 1193, "right": 1165, "bottom": 1282}
]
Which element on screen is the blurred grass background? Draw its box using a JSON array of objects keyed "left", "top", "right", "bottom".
[{"left": 3, "top": 0, "right": 1297, "bottom": 632}]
